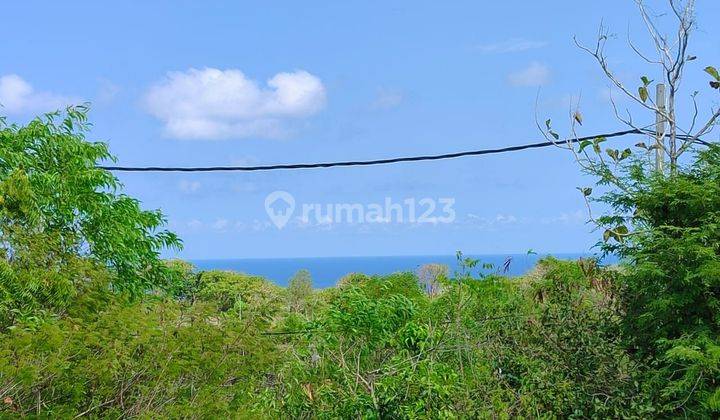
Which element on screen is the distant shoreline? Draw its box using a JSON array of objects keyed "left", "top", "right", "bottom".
[{"left": 190, "top": 253, "right": 612, "bottom": 288}]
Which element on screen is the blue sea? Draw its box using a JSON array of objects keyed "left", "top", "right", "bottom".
[{"left": 192, "top": 253, "right": 613, "bottom": 288}]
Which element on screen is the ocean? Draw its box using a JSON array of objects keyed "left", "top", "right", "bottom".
[{"left": 192, "top": 253, "right": 611, "bottom": 288}]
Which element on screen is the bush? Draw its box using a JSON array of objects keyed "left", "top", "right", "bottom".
[
  {"left": 2, "top": 108, "right": 717, "bottom": 417},
  {"left": 0, "top": 107, "right": 180, "bottom": 328},
  {"left": 0, "top": 297, "right": 278, "bottom": 418},
  {"left": 255, "top": 264, "right": 648, "bottom": 418},
  {"left": 615, "top": 147, "right": 720, "bottom": 416}
]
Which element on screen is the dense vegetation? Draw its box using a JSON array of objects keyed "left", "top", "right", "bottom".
[{"left": 0, "top": 109, "right": 718, "bottom": 418}]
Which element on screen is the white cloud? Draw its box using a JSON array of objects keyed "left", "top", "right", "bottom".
[
  {"left": 229, "top": 156, "right": 259, "bottom": 166},
  {"left": 178, "top": 180, "right": 201, "bottom": 193},
  {"left": 540, "top": 210, "right": 586, "bottom": 225},
  {"left": 212, "top": 218, "right": 230, "bottom": 231},
  {"left": 187, "top": 219, "right": 204, "bottom": 230},
  {"left": 507, "top": 62, "right": 551, "bottom": 87},
  {"left": 143, "top": 68, "right": 326, "bottom": 140},
  {"left": 475, "top": 38, "right": 548, "bottom": 54},
  {"left": 494, "top": 214, "right": 518, "bottom": 224},
  {"left": 0, "top": 74, "right": 77, "bottom": 115},
  {"left": 96, "top": 79, "right": 121, "bottom": 104},
  {"left": 372, "top": 89, "right": 403, "bottom": 109},
  {"left": 233, "top": 181, "right": 257, "bottom": 193},
  {"left": 463, "top": 213, "right": 524, "bottom": 230}
]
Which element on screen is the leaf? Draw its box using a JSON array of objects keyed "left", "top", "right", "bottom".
[
  {"left": 621, "top": 148, "right": 632, "bottom": 160},
  {"left": 638, "top": 86, "right": 648, "bottom": 102},
  {"left": 544, "top": 118, "right": 559, "bottom": 140},
  {"left": 593, "top": 137, "right": 606, "bottom": 154},
  {"left": 611, "top": 226, "right": 629, "bottom": 242},
  {"left": 686, "top": 55, "right": 697, "bottom": 61},
  {"left": 577, "top": 187, "right": 592, "bottom": 197},
  {"left": 710, "top": 81, "right": 720, "bottom": 90},
  {"left": 302, "top": 383, "right": 314, "bottom": 401},
  {"left": 603, "top": 230, "right": 612, "bottom": 242},
  {"left": 635, "top": 142, "right": 648, "bottom": 149},
  {"left": 578, "top": 140, "right": 592, "bottom": 153},
  {"left": 606, "top": 148, "right": 619, "bottom": 162},
  {"left": 705, "top": 66, "right": 720, "bottom": 81},
  {"left": 573, "top": 111, "right": 583, "bottom": 125},
  {"left": 640, "top": 76, "right": 652, "bottom": 86},
  {"left": 708, "top": 387, "right": 720, "bottom": 410}
]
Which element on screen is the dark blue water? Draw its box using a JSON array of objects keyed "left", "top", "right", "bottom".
[{"left": 192, "top": 253, "right": 610, "bottom": 288}]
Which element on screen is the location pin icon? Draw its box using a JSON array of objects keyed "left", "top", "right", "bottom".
[{"left": 265, "top": 191, "right": 295, "bottom": 229}]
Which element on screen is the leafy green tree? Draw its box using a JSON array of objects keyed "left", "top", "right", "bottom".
[
  {"left": 287, "top": 269, "right": 313, "bottom": 314},
  {"left": 615, "top": 149, "right": 720, "bottom": 415},
  {"left": 538, "top": 2, "right": 720, "bottom": 415},
  {"left": 0, "top": 297, "right": 279, "bottom": 418},
  {"left": 196, "top": 270, "right": 283, "bottom": 323},
  {"left": 0, "top": 106, "right": 180, "bottom": 326},
  {"left": 164, "top": 259, "right": 201, "bottom": 302},
  {"left": 552, "top": 89, "right": 720, "bottom": 417}
]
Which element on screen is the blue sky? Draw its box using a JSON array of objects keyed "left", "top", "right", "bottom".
[{"left": 2, "top": 1, "right": 718, "bottom": 258}]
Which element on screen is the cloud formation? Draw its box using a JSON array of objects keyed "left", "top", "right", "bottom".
[
  {"left": 143, "top": 68, "right": 326, "bottom": 140},
  {"left": 0, "top": 74, "right": 77, "bottom": 114},
  {"left": 475, "top": 38, "right": 548, "bottom": 54},
  {"left": 372, "top": 89, "right": 404, "bottom": 110},
  {"left": 178, "top": 180, "right": 201, "bottom": 193},
  {"left": 96, "top": 79, "right": 121, "bottom": 104},
  {"left": 507, "top": 62, "right": 551, "bottom": 87}
]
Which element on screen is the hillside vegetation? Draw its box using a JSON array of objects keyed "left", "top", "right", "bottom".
[{"left": 1, "top": 109, "right": 718, "bottom": 418}]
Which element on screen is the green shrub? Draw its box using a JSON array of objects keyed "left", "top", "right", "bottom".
[
  {"left": 0, "top": 107, "right": 180, "bottom": 328},
  {"left": 613, "top": 148, "right": 720, "bottom": 416},
  {"left": 0, "top": 295, "right": 283, "bottom": 418}
]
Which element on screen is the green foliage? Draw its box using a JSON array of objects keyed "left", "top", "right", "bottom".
[
  {"left": 706, "top": 66, "right": 720, "bottom": 89},
  {"left": 608, "top": 147, "right": 720, "bottom": 416},
  {"left": 0, "top": 256, "right": 663, "bottom": 418},
  {"left": 572, "top": 116, "right": 720, "bottom": 416},
  {"left": 0, "top": 297, "right": 278, "bottom": 418},
  {"left": 163, "top": 259, "right": 200, "bottom": 301},
  {"left": 1, "top": 107, "right": 718, "bottom": 417},
  {"left": 336, "top": 272, "right": 370, "bottom": 288},
  {"left": 287, "top": 269, "right": 314, "bottom": 315},
  {"left": 254, "top": 264, "right": 649, "bottom": 418},
  {"left": 195, "top": 270, "right": 284, "bottom": 323},
  {"left": 0, "top": 107, "right": 180, "bottom": 327}
]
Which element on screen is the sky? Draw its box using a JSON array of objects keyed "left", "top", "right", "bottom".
[{"left": 1, "top": 1, "right": 719, "bottom": 259}]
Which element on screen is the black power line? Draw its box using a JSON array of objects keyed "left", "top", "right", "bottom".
[{"left": 98, "top": 129, "right": 708, "bottom": 172}]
